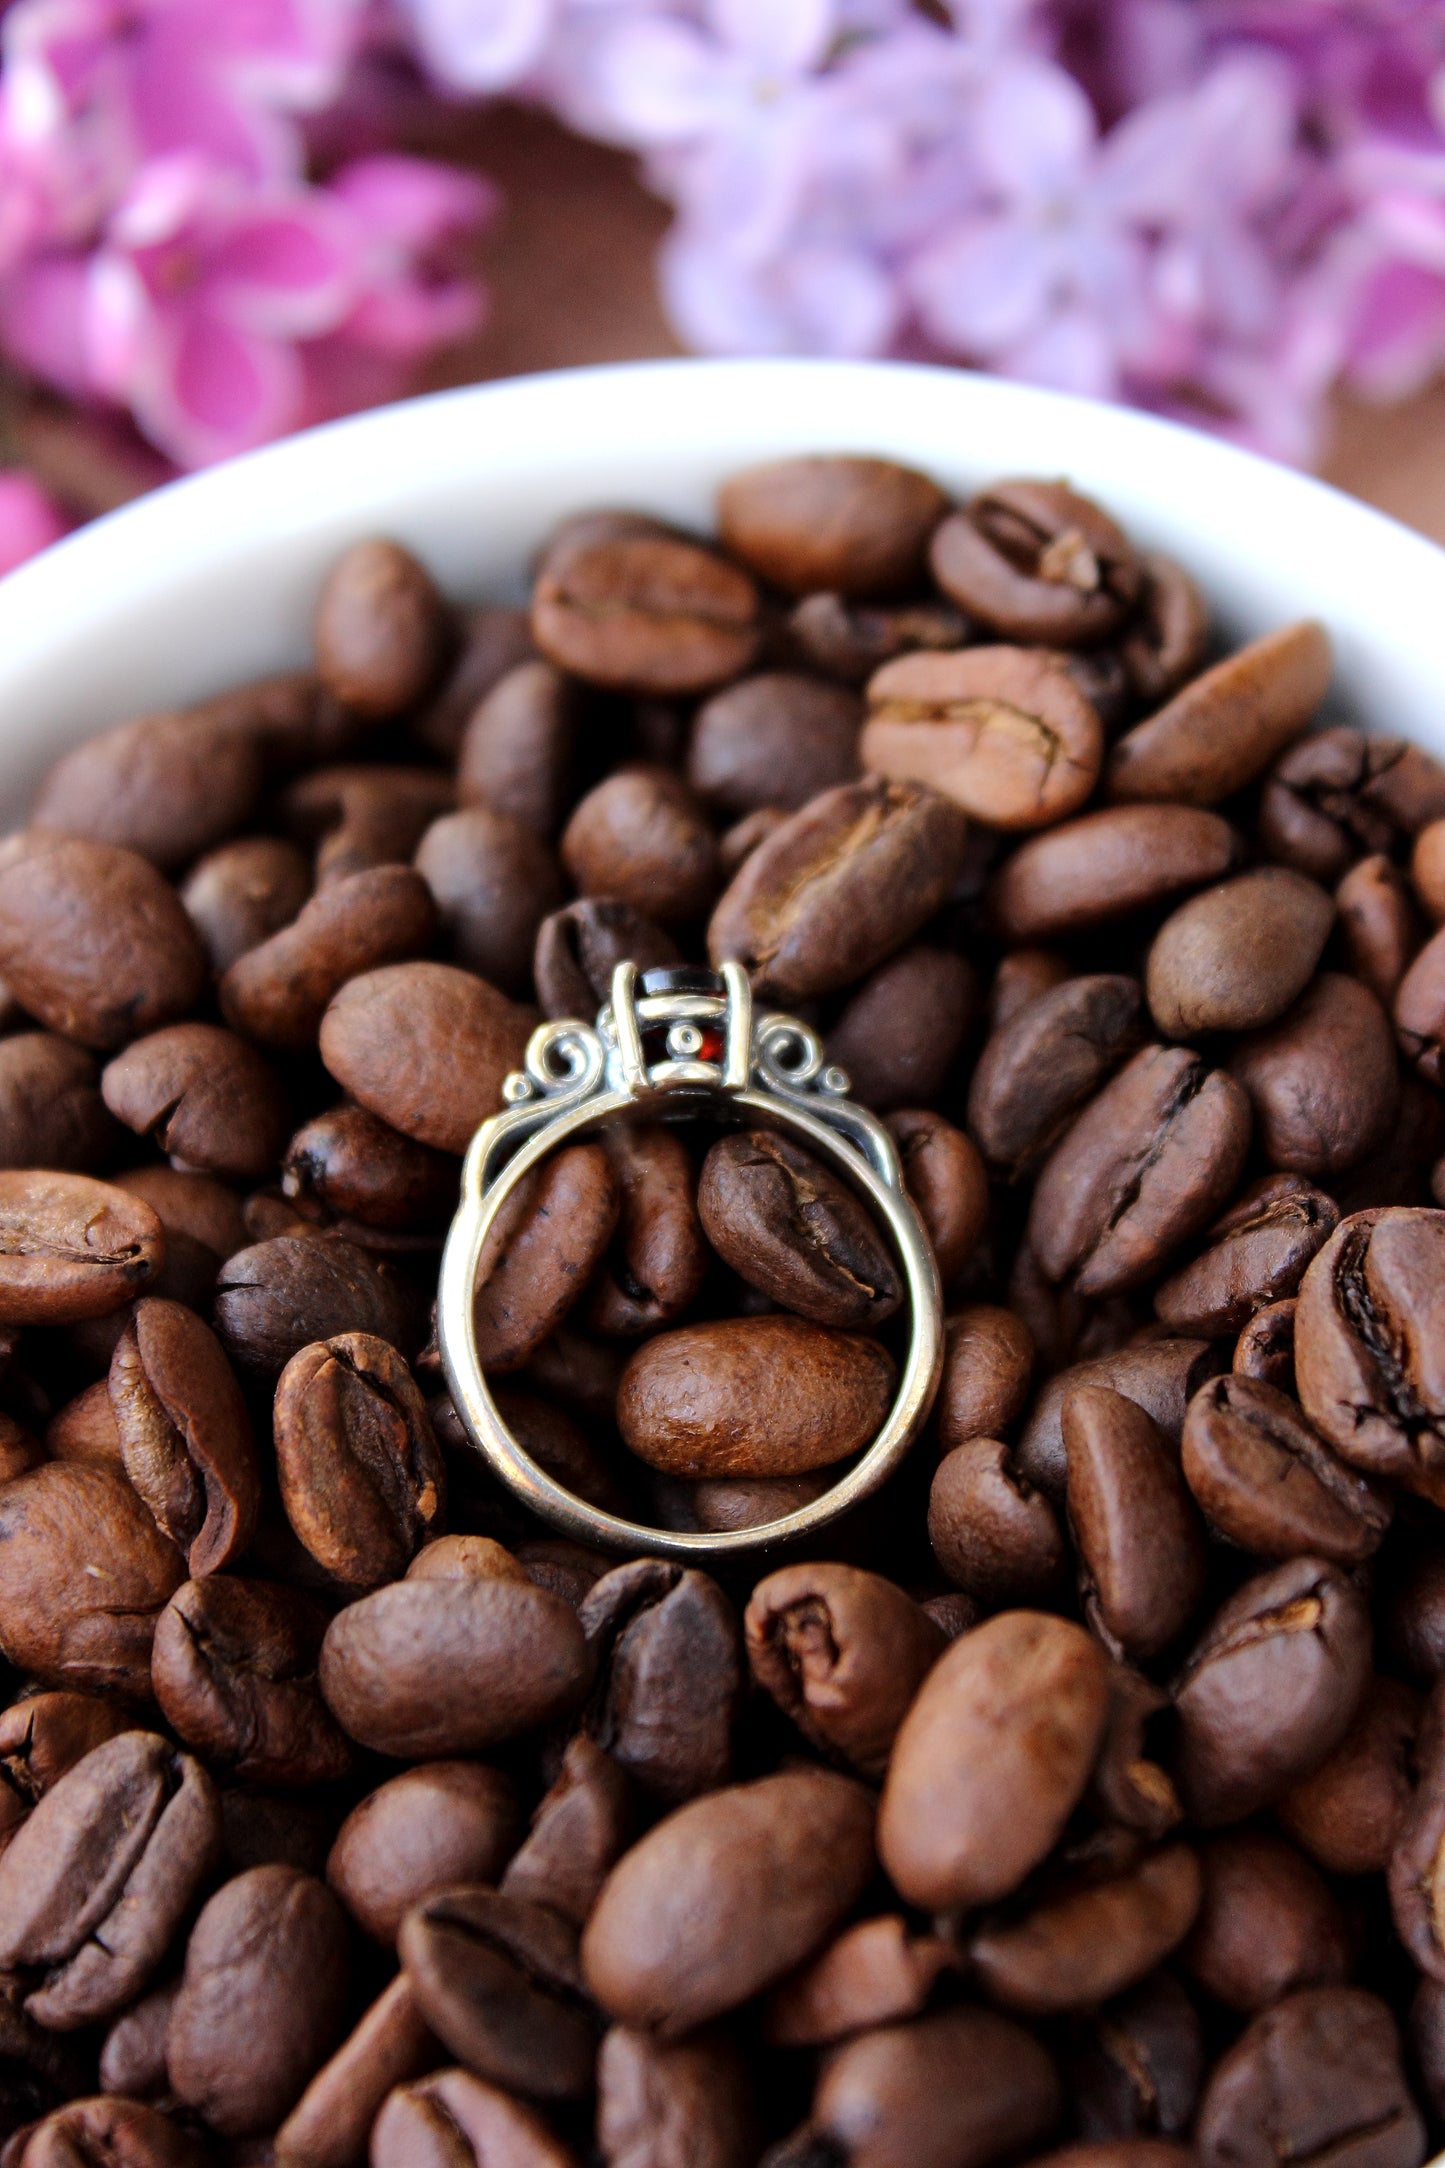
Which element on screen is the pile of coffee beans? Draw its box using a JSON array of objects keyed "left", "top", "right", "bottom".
[{"left": 0, "top": 457, "right": 1443, "bottom": 2166}]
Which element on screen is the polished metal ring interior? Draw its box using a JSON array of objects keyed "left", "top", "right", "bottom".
[{"left": 438, "top": 959, "right": 945, "bottom": 1560}]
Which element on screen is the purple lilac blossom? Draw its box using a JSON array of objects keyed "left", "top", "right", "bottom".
[
  {"left": 401, "top": 0, "right": 1445, "bottom": 463},
  {"left": 0, "top": 0, "right": 492, "bottom": 478}
]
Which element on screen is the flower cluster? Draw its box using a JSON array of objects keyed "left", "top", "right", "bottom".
[
  {"left": 0, "top": 0, "right": 1442, "bottom": 553},
  {"left": 397, "top": 0, "right": 1445, "bottom": 465},
  {"left": 0, "top": 0, "right": 492, "bottom": 470}
]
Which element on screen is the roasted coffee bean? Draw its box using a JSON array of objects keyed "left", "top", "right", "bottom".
[
  {"left": 1108, "top": 621, "right": 1330, "bottom": 806},
  {"left": 1277, "top": 1675, "right": 1419, "bottom": 1875},
  {"left": 931, "top": 478, "right": 1139, "bottom": 643},
  {"left": 1016, "top": 1337, "right": 1224, "bottom": 1503},
  {"left": 1028, "top": 2146, "right": 1194, "bottom": 2168},
  {"left": 1395, "top": 925, "right": 1445, "bottom": 1087},
  {"left": 275, "top": 1973, "right": 437, "bottom": 2168},
  {"left": 372, "top": 2067, "right": 575, "bottom": 2168},
  {"left": 214, "top": 1233, "right": 409, "bottom": 1379},
  {"left": 578, "top": 1560, "right": 741, "bottom": 1805},
  {"left": 415, "top": 807, "right": 563, "bottom": 996},
  {"left": 33, "top": 703, "right": 267, "bottom": 872},
  {"left": 596, "top": 2022, "right": 755, "bottom": 2168},
  {"left": 0, "top": 1730, "right": 220, "bottom": 2029},
  {"left": 790, "top": 2004, "right": 1061, "bottom": 2168},
  {"left": 936, "top": 1304, "right": 1035, "bottom": 1450},
  {"left": 967, "top": 1843, "right": 1203, "bottom": 2017},
  {"left": 885, "top": 1109, "right": 988, "bottom": 1284},
  {"left": 533, "top": 527, "right": 760, "bottom": 695},
  {"left": 788, "top": 589, "right": 970, "bottom": 683},
  {"left": 1195, "top": 1987, "right": 1425, "bottom": 2168},
  {"left": 168, "top": 1862, "right": 351, "bottom": 2136},
  {"left": 1338, "top": 853, "right": 1420, "bottom": 1007},
  {"left": 863, "top": 645, "right": 1103, "bottom": 830},
  {"left": 285, "top": 763, "right": 456, "bottom": 887},
  {"left": 0, "top": 831, "right": 205, "bottom": 1048},
  {"left": 827, "top": 945, "right": 975, "bottom": 1112},
  {"left": 1121, "top": 551, "right": 1210, "bottom": 704},
  {"left": 1155, "top": 1176, "right": 1338, "bottom": 1335},
  {"left": 581, "top": 1766, "right": 875, "bottom": 2035},
  {"left": 929, "top": 1438, "right": 1066, "bottom": 1606},
  {"left": 115, "top": 1164, "right": 245, "bottom": 1265},
  {"left": 319, "top": 1571, "right": 593, "bottom": 1758},
  {"left": 457, "top": 657, "right": 576, "bottom": 839},
  {"left": 1383, "top": 1550, "right": 1445, "bottom": 1683},
  {"left": 968, "top": 973, "right": 1145, "bottom": 1178},
  {"left": 98, "top": 1976, "right": 181, "bottom": 2102},
  {"left": 1028, "top": 1045, "right": 1252, "bottom": 1298},
  {"left": 328, "top": 1762, "right": 520, "bottom": 1945},
  {"left": 1295, "top": 1208, "right": 1445, "bottom": 1500},
  {"left": 688, "top": 672, "right": 862, "bottom": 814},
  {"left": 181, "top": 833, "right": 312, "bottom": 976},
  {"left": 0, "top": 1462, "right": 183, "bottom": 1696},
  {"left": 408, "top": 1533, "right": 529, "bottom": 1584},
  {"left": 274, "top": 1331, "right": 443, "bottom": 1587},
  {"left": 880, "top": 1611, "right": 1112, "bottom": 1910},
  {"left": 698, "top": 1130, "right": 902, "bottom": 1329},
  {"left": 708, "top": 776, "right": 968, "bottom": 1003},
  {"left": 989, "top": 948, "right": 1072, "bottom": 1029},
  {"left": 313, "top": 538, "right": 449, "bottom": 716},
  {"left": 101, "top": 1020, "right": 289, "bottom": 1180},
  {"left": 1233, "top": 1298, "right": 1298, "bottom": 1391},
  {"left": 1146, "top": 868, "right": 1333, "bottom": 1038},
  {"left": 745, "top": 1563, "right": 944, "bottom": 1779},
  {"left": 718, "top": 805, "right": 787, "bottom": 874},
  {"left": 0, "top": 1034, "right": 116, "bottom": 1173},
  {"left": 12, "top": 2099, "right": 209, "bottom": 2167},
  {"left": 582, "top": 1125, "right": 706, "bottom": 1339},
  {"left": 1064, "top": 1385, "right": 1207, "bottom": 1661},
  {"left": 1180, "top": 1830, "right": 1350, "bottom": 2014},
  {"left": 0, "top": 1171, "right": 163, "bottom": 1325},
  {"left": 989, "top": 804, "right": 1240, "bottom": 943},
  {"left": 1067, "top": 1972, "right": 1204, "bottom": 2141},
  {"left": 1229, "top": 972, "right": 1399, "bottom": 1177},
  {"left": 399, "top": 1886, "right": 596, "bottom": 2101},
  {"left": 0, "top": 1692, "right": 132, "bottom": 1809},
  {"left": 473, "top": 1142, "right": 619, "bottom": 1371},
  {"left": 1260, "top": 725, "right": 1445, "bottom": 885},
  {"left": 501, "top": 1734, "right": 634, "bottom": 1926},
  {"left": 765, "top": 1913, "right": 954, "bottom": 2047},
  {"left": 533, "top": 898, "right": 680, "bottom": 1020},
  {"left": 561, "top": 768, "right": 719, "bottom": 926},
  {"left": 1171, "top": 1556, "right": 1371, "bottom": 1826},
  {"left": 617, "top": 1315, "right": 895, "bottom": 1478},
  {"left": 151, "top": 1574, "right": 353, "bottom": 1786},
  {"left": 478, "top": 1389, "right": 627, "bottom": 1516},
  {"left": 110, "top": 1297, "right": 260, "bottom": 1575},
  {"left": 283, "top": 1104, "right": 457, "bottom": 1231},
  {"left": 648, "top": 1468, "right": 831, "bottom": 1535},
  {"left": 319, "top": 960, "right": 532, "bottom": 1154},
  {"left": 719, "top": 456, "right": 949, "bottom": 598},
  {"left": 1181, "top": 1373, "right": 1390, "bottom": 1564},
  {"left": 1085, "top": 1669, "right": 1184, "bottom": 1842},
  {"left": 1390, "top": 1677, "right": 1445, "bottom": 1982},
  {"left": 221, "top": 864, "right": 437, "bottom": 1052},
  {"left": 1414, "top": 817, "right": 1445, "bottom": 923}
]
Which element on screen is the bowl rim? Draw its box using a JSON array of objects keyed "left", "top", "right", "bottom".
[{"left": 0, "top": 354, "right": 1442, "bottom": 825}]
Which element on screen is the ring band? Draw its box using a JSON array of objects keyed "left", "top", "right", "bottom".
[{"left": 437, "top": 961, "right": 944, "bottom": 1561}]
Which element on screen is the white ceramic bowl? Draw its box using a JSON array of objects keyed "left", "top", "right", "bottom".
[{"left": 0, "top": 358, "right": 1441, "bottom": 834}]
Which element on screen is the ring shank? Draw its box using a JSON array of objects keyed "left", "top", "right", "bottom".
[{"left": 437, "top": 1084, "right": 943, "bottom": 1562}]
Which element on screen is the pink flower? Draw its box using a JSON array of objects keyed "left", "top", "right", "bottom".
[
  {"left": 0, "top": 470, "right": 71, "bottom": 575},
  {"left": 57, "top": 146, "right": 487, "bottom": 466}
]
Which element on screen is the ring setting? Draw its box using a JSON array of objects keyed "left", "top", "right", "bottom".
[{"left": 438, "top": 961, "right": 945, "bottom": 1560}]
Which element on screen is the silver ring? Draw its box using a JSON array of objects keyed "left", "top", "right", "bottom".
[{"left": 437, "top": 961, "right": 944, "bottom": 1561}]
